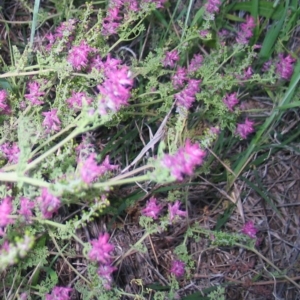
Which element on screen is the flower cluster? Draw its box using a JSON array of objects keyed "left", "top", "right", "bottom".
[
  {"left": 45, "top": 19, "right": 77, "bottom": 51},
  {"left": 42, "top": 109, "right": 61, "bottom": 134},
  {"left": 66, "top": 91, "right": 93, "bottom": 111},
  {"left": 161, "top": 140, "right": 206, "bottom": 181},
  {"left": 0, "top": 197, "right": 13, "bottom": 236},
  {"left": 188, "top": 54, "right": 203, "bottom": 74},
  {"left": 242, "top": 221, "right": 257, "bottom": 239},
  {"left": 236, "top": 118, "right": 255, "bottom": 139},
  {"left": 175, "top": 79, "right": 201, "bottom": 109},
  {"left": 37, "top": 188, "right": 61, "bottom": 219},
  {"left": 67, "top": 40, "right": 96, "bottom": 70},
  {"left": 88, "top": 233, "right": 117, "bottom": 290},
  {"left": 80, "top": 154, "right": 118, "bottom": 184},
  {"left": 18, "top": 197, "right": 35, "bottom": 221},
  {"left": 276, "top": 54, "right": 296, "bottom": 80},
  {"left": 170, "top": 259, "right": 185, "bottom": 277},
  {"left": 223, "top": 92, "right": 239, "bottom": 111},
  {"left": 205, "top": 0, "right": 221, "bottom": 14},
  {"left": 162, "top": 50, "right": 179, "bottom": 68},
  {"left": 24, "top": 82, "right": 45, "bottom": 106},
  {"left": 97, "top": 56, "right": 133, "bottom": 115},
  {"left": 0, "top": 142, "right": 20, "bottom": 164},
  {"left": 45, "top": 286, "right": 72, "bottom": 300},
  {"left": 236, "top": 16, "right": 256, "bottom": 45},
  {"left": 0, "top": 89, "right": 10, "bottom": 113},
  {"left": 168, "top": 201, "right": 187, "bottom": 222},
  {"left": 141, "top": 197, "right": 162, "bottom": 219}
]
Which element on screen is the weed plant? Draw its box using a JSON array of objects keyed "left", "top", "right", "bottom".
[{"left": 0, "top": 0, "right": 299, "bottom": 299}]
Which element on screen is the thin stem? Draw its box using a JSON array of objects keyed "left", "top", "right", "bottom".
[
  {"left": 25, "top": 127, "right": 82, "bottom": 172},
  {"left": 92, "top": 174, "right": 150, "bottom": 189},
  {"left": 235, "top": 242, "right": 300, "bottom": 289}
]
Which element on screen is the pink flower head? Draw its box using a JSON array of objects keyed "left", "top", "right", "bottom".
[
  {"left": 205, "top": 0, "right": 221, "bottom": 14},
  {"left": 98, "top": 155, "right": 119, "bottom": 174},
  {"left": 276, "top": 54, "right": 296, "bottom": 80},
  {"left": 162, "top": 50, "right": 179, "bottom": 68},
  {"left": 67, "top": 40, "right": 95, "bottom": 70},
  {"left": 88, "top": 233, "right": 115, "bottom": 264},
  {"left": 161, "top": 140, "right": 206, "bottom": 181},
  {"left": 188, "top": 54, "right": 203, "bottom": 73},
  {"left": 223, "top": 92, "right": 239, "bottom": 111},
  {"left": 175, "top": 79, "right": 201, "bottom": 109},
  {"left": 170, "top": 259, "right": 185, "bottom": 277},
  {"left": 97, "top": 64, "right": 133, "bottom": 115},
  {"left": 42, "top": 109, "right": 61, "bottom": 134},
  {"left": 168, "top": 201, "right": 187, "bottom": 222},
  {"left": 80, "top": 153, "right": 102, "bottom": 184},
  {"left": 37, "top": 188, "right": 61, "bottom": 219},
  {"left": 66, "top": 91, "right": 93, "bottom": 111},
  {"left": 25, "top": 82, "right": 45, "bottom": 106},
  {"left": 19, "top": 197, "right": 35, "bottom": 220},
  {"left": 236, "top": 16, "right": 256, "bottom": 45},
  {"left": 0, "top": 197, "right": 13, "bottom": 231},
  {"left": 45, "top": 286, "right": 72, "bottom": 300},
  {"left": 141, "top": 197, "right": 162, "bottom": 219},
  {"left": 242, "top": 221, "right": 257, "bottom": 239},
  {"left": 102, "top": 6, "right": 122, "bottom": 36},
  {"left": 0, "top": 89, "right": 10, "bottom": 113},
  {"left": 98, "top": 264, "right": 117, "bottom": 290},
  {"left": 0, "top": 142, "right": 20, "bottom": 164},
  {"left": 236, "top": 118, "right": 255, "bottom": 139},
  {"left": 172, "top": 67, "right": 187, "bottom": 89},
  {"left": 80, "top": 154, "right": 117, "bottom": 184}
]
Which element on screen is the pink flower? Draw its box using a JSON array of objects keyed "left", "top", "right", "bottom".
[
  {"left": 80, "top": 154, "right": 117, "bottom": 184},
  {"left": 25, "top": 82, "right": 45, "bottom": 106},
  {"left": 205, "top": 0, "right": 221, "bottom": 14},
  {"left": 0, "top": 197, "right": 13, "bottom": 234},
  {"left": 236, "top": 118, "right": 255, "bottom": 139},
  {"left": 98, "top": 264, "right": 117, "bottom": 290},
  {"left": 168, "top": 201, "right": 187, "bottom": 222},
  {"left": 172, "top": 67, "right": 187, "bottom": 89},
  {"left": 161, "top": 140, "right": 206, "bottom": 181},
  {"left": 102, "top": 7, "right": 122, "bottom": 36},
  {"left": 37, "top": 188, "right": 61, "bottom": 219},
  {"left": 188, "top": 54, "right": 203, "bottom": 73},
  {"left": 66, "top": 91, "right": 93, "bottom": 111},
  {"left": 88, "top": 233, "right": 115, "bottom": 264},
  {"left": 19, "top": 197, "right": 35, "bottom": 220},
  {"left": 42, "top": 109, "right": 61, "bottom": 134},
  {"left": 175, "top": 79, "right": 201, "bottom": 109},
  {"left": 223, "top": 92, "right": 239, "bottom": 111},
  {"left": 0, "top": 142, "right": 20, "bottom": 164},
  {"left": 45, "top": 286, "right": 72, "bottom": 300},
  {"left": 276, "top": 54, "right": 295, "bottom": 80},
  {"left": 98, "top": 155, "right": 119, "bottom": 174},
  {"left": 242, "top": 221, "right": 257, "bottom": 239},
  {"left": 97, "top": 63, "right": 133, "bottom": 115},
  {"left": 141, "top": 197, "right": 162, "bottom": 219},
  {"left": 170, "top": 260, "right": 185, "bottom": 277},
  {"left": 162, "top": 50, "right": 179, "bottom": 68},
  {"left": 67, "top": 40, "right": 95, "bottom": 70},
  {"left": 0, "top": 90, "right": 10, "bottom": 113},
  {"left": 236, "top": 16, "right": 255, "bottom": 45}
]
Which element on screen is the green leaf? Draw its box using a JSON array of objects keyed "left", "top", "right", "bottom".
[{"left": 231, "top": 1, "right": 284, "bottom": 20}]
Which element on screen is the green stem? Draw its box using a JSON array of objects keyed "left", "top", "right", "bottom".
[
  {"left": 25, "top": 126, "right": 82, "bottom": 172},
  {"left": 0, "top": 172, "right": 49, "bottom": 187},
  {"left": 92, "top": 174, "right": 150, "bottom": 189}
]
